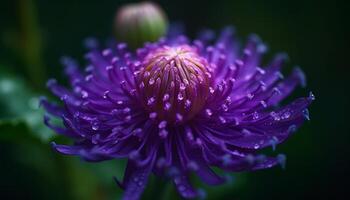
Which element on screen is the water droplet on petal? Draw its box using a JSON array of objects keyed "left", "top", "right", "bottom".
[
  {"left": 149, "top": 78, "right": 155, "bottom": 85},
  {"left": 124, "top": 115, "right": 131, "bottom": 122},
  {"left": 81, "top": 91, "right": 89, "bottom": 98},
  {"left": 302, "top": 109, "right": 310, "bottom": 120},
  {"left": 91, "top": 122, "right": 99, "bottom": 130},
  {"left": 179, "top": 83, "right": 186, "bottom": 90},
  {"left": 147, "top": 97, "right": 155, "bottom": 105},
  {"left": 309, "top": 91, "right": 315, "bottom": 101},
  {"left": 253, "top": 144, "right": 260, "bottom": 149},
  {"left": 186, "top": 128, "right": 194, "bottom": 141},
  {"left": 253, "top": 112, "right": 259, "bottom": 120},
  {"left": 149, "top": 112, "right": 157, "bottom": 119},
  {"left": 222, "top": 104, "right": 229, "bottom": 112},
  {"left": 260, "top": 100, "right": 267, "bottom": 108},
  {"left": 209, "top": 87, "right": 215, "bottom": 94},
  {"left": 281, "top": 111, "right": 291, "bottom": 119},
  {"left": 219, "top": 116, "right": 226, "bottom": 124},
  {"left": 185, "top": 100, "right": 191, "bottom": 109},
  {"left": 123, "top": 107, "right": 131, "bottom": 113},
  {"left": 164, "top": 102, "right": 171, "bottom": 110},
  {"left": 205, "top": 109, "right": 212, "bottom": 117},
  {"left": 177, "top": 93, "right": 184, "bottom": 101},
  {"left": 158, "top": 120, "right": 167, "bottom": 129},
  {"left": 159, "top": 129, "right": 168, "bottom": 138},
  {"left": 247, "top": 93, "right": 254, "bottom": 100},
  {"left": 163, "top": 94, "right": 169, "bottom": 101},
  {"left": 176, "top": 113, "right": 183, "bottom": 122}
]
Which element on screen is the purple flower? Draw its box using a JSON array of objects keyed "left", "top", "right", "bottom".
[{"left": 42, "top": 26, "right": 314, "bottom": 200}]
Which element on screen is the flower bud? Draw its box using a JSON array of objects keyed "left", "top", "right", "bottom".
[
  {"left": 114, "top": 2, "right": 168, "bottom": 48},
  {"left": 136, "top": 45, "right": 211, "bottom": 123}
]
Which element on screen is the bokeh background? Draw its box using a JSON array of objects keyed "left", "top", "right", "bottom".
[{"left": 0, "top": 0, "right": 348, "bottom": 199}]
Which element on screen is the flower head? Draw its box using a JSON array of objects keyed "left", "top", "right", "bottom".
[{"left": 42, "top": 26, "right": 314, "bottom": 200}]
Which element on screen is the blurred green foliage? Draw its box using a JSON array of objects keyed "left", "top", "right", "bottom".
[{"left": 0, "top": 0, "right": 348, "bottom": 200}]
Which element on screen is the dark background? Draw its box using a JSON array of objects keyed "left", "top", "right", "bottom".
[{"left": 0, "top": 0, "right": 349, "bottom": 199}]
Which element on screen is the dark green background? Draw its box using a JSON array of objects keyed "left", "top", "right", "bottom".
[{"left": 0, "top": 0, "right": 348, "bottom": 199}]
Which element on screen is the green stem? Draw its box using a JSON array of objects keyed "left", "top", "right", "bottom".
[{"left": 17, "top": 0, "right": 46, "bottom": 88}]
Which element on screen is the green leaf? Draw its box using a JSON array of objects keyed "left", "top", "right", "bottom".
[{"left": 0, "top": 71, "right": 54, "bottom": 142}]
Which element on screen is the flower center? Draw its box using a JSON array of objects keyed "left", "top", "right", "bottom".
[{"left": 136, "top": 45, "right": 211, "bottom": 124}]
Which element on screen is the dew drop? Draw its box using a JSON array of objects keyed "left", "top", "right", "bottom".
[
  {"left": 159, "top": 129, "right": 168, "bottom": 138},
  {"left": 124, "top": 115, "right": 131, "bottom": 122},
  {"left": 85, "top": 74, "right": 93, "bottom": 82},
  {"left": 123, "top": 107, "right": 131, "bottom": 113},
  {"left": 242, "top": 129, "right": 251, "bottom": 135},
  {"left": 176, "top": 113, "right": 183, "bottom": 122},
  {"left": 302, "top": 109, "right": 310, "bottom": 120},
  {"left": 309, "top": 91, "right": 315, "bottom": 101},
  {"left": 132, "top": 128, "right": 142, "bottom": 136},
  {"left": 103, "top": 90, "right": 110, "bottom": 99},
  {"left": 235, "top": 59, "right": 244, "bottom": 66},
  {"left": 253, "top": 112, "right": 259, "bottom": 120},
  {"left": 253, "top": 144, "right": 260, "bottom": 149},
  {"left": 209, "top": 87, "right": 215, "bottom": 94},
  {"left": 164, "top": 102, "right": 171, "bottom": 110},
  {"left": 143, "top": 71, "right": 150, "bottom": 78},
  {"left": 106, "top": 65, "right": 113, "bottom": 71},
  {"left": 179, "top": 83, "right": 186, "bottom": 90},
  {"left": 147, "top": 97, "right": 155, "bottom": 105},
  {"left": 91, "top": 122, "right": 99, "bottom": 131},
  {"left": 256, "top": 67, "right": 266, "bottom": 74},
  {"left": 183, "top": 79, "right": 189, "bottom": 85},
  {"left": 102, "top": 49, "right": 112, "bottom": 56},
  {"left": 270, "top": 111, "right": 281, "bottom": 121},
  {"left": 247, "top": 93, "right": 254, "bottom": 100},
  {"left": 158, "top": 121, "right": 167, "bottom": 129},
  {"left": 177, "top": 93, "right": 184, "bottom": 101},
  {"left": 219, "top": 116, "right": 226, "bottom": 124},
  {"left": 205, "top": 109, "right": 212, "bottom": 117},
  {"left": 163, "top": 94, "right": 170, "bottom": 101},
  {"left": 148, "top": 78, "right": 155, "bottom": 85},
  {"left": 186, "top": 128, "right": 194, "bottom": 141},
  {"left": 260, "top": 100, "right": 267, "bottom": 108},
  {"left": 184, "top": 100, "right": 191, "bottom": 109},
  {"left": 81, "top": 91, "right": 88, "bottom": 98},
  {"left": 149, "top": 112, "right": 157, "bottom": 119},
  {"left": 281, "top": 111, "right": 291, "bottom": 119}
]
